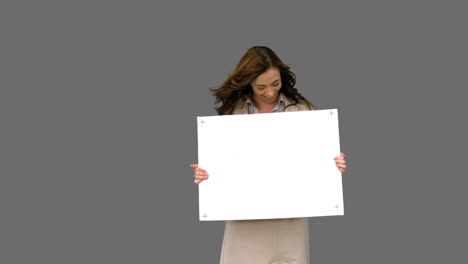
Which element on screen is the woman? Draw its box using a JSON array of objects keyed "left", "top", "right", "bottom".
[{"left": 190, "top": 46, "right": 347, "bottom": 264}]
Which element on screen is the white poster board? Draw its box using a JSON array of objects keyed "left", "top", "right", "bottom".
[{"left": 197, "top": 109, "right": 344, "bottom": 221}]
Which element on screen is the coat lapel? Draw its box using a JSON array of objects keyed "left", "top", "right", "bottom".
[{"left": 231, "top": 95, "right": 313, "bottom": 115}]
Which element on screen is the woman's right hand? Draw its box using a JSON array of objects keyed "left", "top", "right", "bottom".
[{"left": 190, "top": 164, "right": 209, "bottom": 184}]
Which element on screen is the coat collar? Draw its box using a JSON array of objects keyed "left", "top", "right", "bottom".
[
  {"left": 231, "top": 95, "right": 313, "bottom": 115},
  {"left": 245, "top": 93, "right": 285, "bottom": 114}
]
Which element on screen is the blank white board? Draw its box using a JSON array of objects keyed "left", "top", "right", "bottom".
[{"left": 197, "top": 109, "right": 344, "bottom": 221}]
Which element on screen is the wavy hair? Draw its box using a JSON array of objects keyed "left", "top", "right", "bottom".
[{"left": 210, "top": 46, "right": 315, "bottom": 115}]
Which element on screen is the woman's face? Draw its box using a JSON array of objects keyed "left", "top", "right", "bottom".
[{"left": 250, "top": 67, "right": 282, "bottom": 105}]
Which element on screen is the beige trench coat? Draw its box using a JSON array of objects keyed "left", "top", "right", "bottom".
[{"left": 219, "top": 96, "right": 315, "bottom": 264}]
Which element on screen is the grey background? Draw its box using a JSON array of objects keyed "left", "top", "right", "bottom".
[{"left": 1, "top": 1, "right": 466, "bottom": 263}]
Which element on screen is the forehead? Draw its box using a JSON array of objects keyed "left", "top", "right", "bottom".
[{"left": 254, "top": 68, "right": 280, "bottom": 85}]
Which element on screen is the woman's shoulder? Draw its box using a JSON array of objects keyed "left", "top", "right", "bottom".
[
  {"left": 284, "top": 96, "right": 316, "bottom": 112},
  {"left": 231, "top": 97, "right": 249, "bottom": 115}
]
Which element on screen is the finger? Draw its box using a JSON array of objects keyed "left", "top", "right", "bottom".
[
  {"left": 190, "top": 164, "right": 199, "bottom": 168},
  {"left": 194, "top": 178, "right": 207, "bottom": 184},
  {"left": 196, "top": 168, "right": 209, "bottom": 175},
  {"left": 195, "top": 170, "right": 209, "bottom": 176},
  {"left": 334, "top": 160, "right": 345, "bottom": 166},
  {"left": 341, "top": 152, "right": 346, "bottom": 157},
  {"left": 195, "top": 177, "right": 205, "bottom": 183},
  {"left": 335, "top": 163, "right": 346, "bottom": 169},
  {"left": 194, "top": 167, "right": 208, "bottom": 173}
]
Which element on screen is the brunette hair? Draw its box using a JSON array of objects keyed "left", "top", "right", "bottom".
[{"left": 210, "top": 46, "right": 315, "bottom": 115}]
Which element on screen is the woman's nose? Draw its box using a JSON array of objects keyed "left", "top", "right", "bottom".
[{"left": 265, "top": 88, "right": 275, "bottom": 97}]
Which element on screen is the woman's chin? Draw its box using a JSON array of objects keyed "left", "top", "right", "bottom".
[{"left": 263, "top": 97, "right": 278, "bottom": 104}]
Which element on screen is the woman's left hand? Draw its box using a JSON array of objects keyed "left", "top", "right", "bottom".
[{"left": 334, "top": 152, "right": 347, "bottom": 173}]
